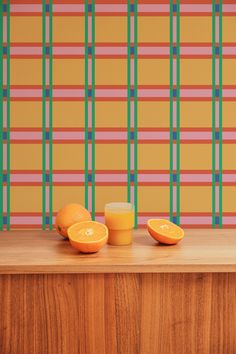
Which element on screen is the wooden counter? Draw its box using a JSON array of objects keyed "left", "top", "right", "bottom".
[{"left": 0, "top": 230, "right": 236, "bottom": 353}]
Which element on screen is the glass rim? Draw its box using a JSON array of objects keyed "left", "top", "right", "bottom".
[{"left": 105, "top": 202, "right": 134, "bottom": 211}]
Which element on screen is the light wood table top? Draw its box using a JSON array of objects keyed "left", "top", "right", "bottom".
[{"left": 0, "top": 229, "right": 236, "bottom": 274}]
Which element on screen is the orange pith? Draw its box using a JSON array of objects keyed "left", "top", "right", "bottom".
[
  {"left": 147, "top": 219, "right": 184, "bottom": 245},
  {"left": 68, "top": 221, "right": 108, "bottom": 253}
]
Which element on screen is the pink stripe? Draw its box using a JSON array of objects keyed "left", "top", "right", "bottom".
[
  {"left": 173, "top": 143, "right": 176, "bottom": 171},
  {"left": 96, "top": 47, "right": 127, "bottom": 55},
  {"left": 223, "top": 174, "right": 236, "bottom": 183},
  {"left": 215, "top": 141, "right": 219, "bottom": 171},
  {"left": 88, "top": 143, "right": 92, "bottom": 170},
  {"left": 88, "top": 58, "right": 92, "bottom": 84},
  {"left": 88, "top": 186, "right": 92, "bottom": 213},
  {"left": 11, "top": 89, "right": 42, "bottom": 98},
  {"left": 11, "top": 216, "right": 42, "bottom": 225},
  {"left": 215, "top": 100, "right": 219, "bottom": 128},
  {"left": 53, "top": 131, "right": 84, "bottom": 140},
  {"left": 88, "top": 101, "right": 92, "bottom": 129},
  {"left": 139, "top": 89, "right": 169, "bottom": 98},
  {"left": 223, "top": 132, "right": 236, "bottom": 140},
  {"left": 173, "top": 185, "right": 176, "bottom": 213},
  {"left": 3, "top": 101, "right": 7, "bottom": 129},
  {"left": 96, "top": 174, "right": 127, "bottom": 182},
  {"left": 130, "top": 16, "right": 134, "bottom": 44},
  {"left": 181, "top": 89, "right": 212, "bottom": 98},
  {"left": 173, "top": 17, "right": 176, "bottom": 44},
  {"left": 181, "top": 174, "right": 212, "bottom": 183},
  {"left": 11, "top": 47, "right": 42, "bottom": 55},
  {"left": 181, "top": 47, "right": 212, "bottom": 55},
  {"left": 53, "top": 47, "right": 84, "bottom": 55},
  {"left": 223, "top": 47, "right": 236, "bottom": 55},
  {"left": 46, "top": 185, "right": 49, "bottom": 214},
  {"left": 54, "top": 89, "right": 84, "bottom": 98},
  {"left": 138, "top": 215, "right": 170, "bottom": 225},
  {"left": 215, "top": 59, "right": 219, "bottom": 85},
  {"left": 180, "top": 131, "right": 211, "bottom": 140},
  {"left": 96, "top": 215, "right": 105, "bottom": 223},
  {"left": 138, "top": 131, "right": 169, "bottom": 140},
  {"left": 10, "top": 132, "right": 42, "bottom": 140},
  {"left": 138, "top": 4, "right": 169, "bottom": 12},
  {"left": 223, "top": 217, "right": 236, "bottom": 225},
  {"left": 96, "top": 131, "right": 126, "bottom": 140},
  {"left": 11, "top": 174, "right": 42, "bottom": 183},
  {"left": 3, "top": 16, "right": 6, "bottom": 43},
  {"left": 173, "top": 101, "right": 176, "bottom": 128},
  {"left": 223, "top": 89, "right": 236, "bottom": 98},
  {"left": 96, "top": 89, "right": 127, "bottom": 98},
  {"left": 215, "top": 186, "right": 219, "bottom": 213},
  {"left": 138, "top": 174, "right": 169, "bottom": 183},
  {"left": 3, "top": 59, "right": 6, "bottom": 86},
  {"left": 180, "top": 4, "right": 212, "bottom": 12},
  {"left": 11, "top": 4, "right": 42, "bottom": 12},
  {"left": 96, "top": 4, "right": 126, "bottom": 12},
  {"left": 138, "top": 47, "right": 169, "bottom": 55},
  {"left": 223, "top": 5, "right": 236, "bottom": 12},
  {"left": 173, "top": 58, "right": 176, "bottom": 86},
  {"left": 180, "top": 216, "right": 212, "bottom": 224},
  {"left": 3, "top": 186, "right": 7, "bottom": 214},
  {"left": 54, "top": 174, "right": 84, "bottom": 183},
  {"left": 53, "top": 4, "right": 84, "bottom": 12},
  {"left": 215, "top": 15, "right": 219, "bottom": 44}
]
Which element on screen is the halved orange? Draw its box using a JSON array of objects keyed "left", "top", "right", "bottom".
[
  {"left": 68, "top": 221, "right": 108, "bottom": 253},
  {"left": 147, "top": 219, "right": 184, "bottom": 245}
]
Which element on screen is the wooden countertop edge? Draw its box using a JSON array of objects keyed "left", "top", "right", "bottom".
[{"left": 1, "top": 264, "right": 236, "bottom": 274}]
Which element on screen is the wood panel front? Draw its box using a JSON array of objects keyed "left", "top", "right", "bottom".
[{"left": 0, "top": 273, "right": 236, "bottom": 354}]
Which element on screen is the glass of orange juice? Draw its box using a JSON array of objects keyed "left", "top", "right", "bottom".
[{"left": 104, "top": 202, "right": 134, "bottom": 245}]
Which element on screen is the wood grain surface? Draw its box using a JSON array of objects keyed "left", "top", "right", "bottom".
[
  {"left": 0, "top": 273, "right": 236, "bottom": 354},
  {"left": 1, "top": 229, "right": 236, "bottom": 273}
]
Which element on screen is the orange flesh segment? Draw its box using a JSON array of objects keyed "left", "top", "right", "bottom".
[
  {"left": 68, "top": 221, "right": 108, "bottom": 243},
  {"left": 148, "top": 219, "right": 184, "bottom": 239}
]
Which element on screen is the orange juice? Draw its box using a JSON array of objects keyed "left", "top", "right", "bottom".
[{"left": 105, "top": 202, "right": 134, "bottom": 245}]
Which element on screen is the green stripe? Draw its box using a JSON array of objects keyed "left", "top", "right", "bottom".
[
  {"left": 212, "top": 0, "right": 216, "bottom": 227},
  {"left": 6, "top": 0, "right": 10, "bottom": 230},
  {"left": 0, "top": 0, "right": 3, "bottom": 230},
  {"left": 91, "top": 0, "right": 95, "bottom": 220},
  {"left": 176, "top": 0, "right": 180, "bottom": 225},
  {"left": 169, "top": 0, "right": 173, "bottom": 222},
  {"left": 42, "top": 0, "right": 46, "bottom": 229},
  {"left": 219, "top": 0, "right": 223, "bottom": 228},
  {"left": 49, "top": 0, "right": 53, "bottom": 229},
  {"left": 84, "top": 0, "right": 89, "bottom": 209},
  {"left": 134, "top": 0, "right": 138, "bottom": 228},
  {"left": 127, "top": 0, "right": 131, "bottom": 203}
]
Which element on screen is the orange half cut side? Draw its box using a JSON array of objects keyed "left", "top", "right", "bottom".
[
  {"left": 147, "top": 219, "right": 184, "bottom": 245},
  {"left": 68, "top": 221, "right": 108, "bottom": 253}
]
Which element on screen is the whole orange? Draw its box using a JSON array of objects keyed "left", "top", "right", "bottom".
[{"left": 55, "top": 203, "right": 91, "bottom": 238}]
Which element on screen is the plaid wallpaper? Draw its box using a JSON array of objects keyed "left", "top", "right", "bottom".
[{"left": 0, "top": 0, "right": 236, "bottom": 230}]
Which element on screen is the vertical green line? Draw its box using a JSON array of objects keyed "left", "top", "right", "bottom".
[
  {"left": 176, "top": 0, "right": 180, "bottom": 225},
  {"left": 0, "top": 0, "right": 3, "bottom": 230},
  {"left": 134, "top": 0, "right": 138, "bottom": 228},
  {"left": 127, "top": 0, "right": 131, "bottom": 203},
  {"left": 6, "top": 0, "right": 10, "bottom": 230},
  {"left": 91, "top": 0, "right": 95, "bottom": 220},
  {"left": 42, "top": 0, "right": 46, "bottom": 230},
  {"left": 49, "top": 0, "right": 53, "bottom": 229},
  {"left": 84, "top": 0, "right": 89, "bottom": 209},
  {"left": 219, "top": 0, "right": 223, "bottom": 228},
  {"left": 169, "top": 0, "right": 173, "bottom": 222},
  {"left": 212, "top": 0, "right": 216, "bottom": 227}
]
